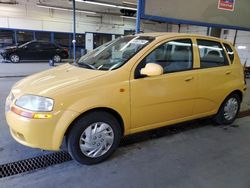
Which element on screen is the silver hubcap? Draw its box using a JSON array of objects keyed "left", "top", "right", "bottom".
[
  {"left": 11, "top": 55, "right": 19, "bottom": 63},
  {"left": 224, "top": 98, "right": 239, "bottom": 121},
  {"left": 79, "top": 122, "right": 114, "bottom": 158},
  {"left": 53, "top": 55, "right": 60, "bottom": 62}
]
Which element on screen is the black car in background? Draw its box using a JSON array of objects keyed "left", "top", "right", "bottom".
[{"left": 0, "top": 41, "right": 69, "bottom": 63}]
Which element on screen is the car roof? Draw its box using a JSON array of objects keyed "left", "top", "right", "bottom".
[{"left": 136, "top": 32, "right": 232, "bottom": 45}]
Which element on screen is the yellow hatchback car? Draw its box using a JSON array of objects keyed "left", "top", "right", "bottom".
[{"left": 5, "top": 33, "right": 246, "bottom": 164}]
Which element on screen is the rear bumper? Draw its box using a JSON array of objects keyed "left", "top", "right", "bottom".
[{"left": 61, "top": 53, "right": 69, "bottom": 59}]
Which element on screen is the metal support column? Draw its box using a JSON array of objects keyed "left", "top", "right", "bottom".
[
  {"left": 72, "top": 0, "right": 76, "bottom": 63},
  {"left": 13, "top": 30, "right": 17, "bottom": 45},
  {"left": 178, "top": 24, "right": 181, "bottom": 33},
  {"left": 33, "top": 31, "right": 36, "bottom": 40},
  {"left": 51, "top": 32, "right": 54, "bottom": 43},
  {"left": 206, "top": 27, "right": 211, "bottom": 36},
  {"left": 136, "top": 0, "right": 142, "bottom": 34},
  {"left": 233, "top": 30, "right": 238, "bottom": 46}
]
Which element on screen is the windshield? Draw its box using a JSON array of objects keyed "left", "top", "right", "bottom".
[
  {"left": 77, "top": 36, "right": 154, "bottom": 71},
  {"left": 18, "top": 41, "right": 33, "bottom": 48}
]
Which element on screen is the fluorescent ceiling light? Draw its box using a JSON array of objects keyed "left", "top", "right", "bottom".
[
  {"left": 37, "top": 4, "right": 97, "bottom": 14},
  {"left": 0, "top": 1, "right": 18, "bottom": 4},
  {"left": 237, "top": 45, "right": 247, "bottom": 50},
  {"left": 120, "top": 15, "right": 136, "bottom": 20},
  {"left": 75, "top": 0, "right": 137, "bottom": 11},
  {"left": 122, "top": 1, "right": 137, "bottom": 6}
]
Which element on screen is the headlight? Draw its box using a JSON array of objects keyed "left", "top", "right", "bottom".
[{"left": 15, "top": 95, "right": 54, "bottom": 112}]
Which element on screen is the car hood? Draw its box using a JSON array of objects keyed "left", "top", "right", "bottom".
[
  {"left": 3, "top": 45, "right": 17, "bottom": 50},
  {"left": 11, "top": 63, "right": 107, "bottom": 97}
]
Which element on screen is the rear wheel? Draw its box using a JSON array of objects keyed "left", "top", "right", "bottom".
[
  {"left": 213, "top": 94, "right": 241, "bottom": 125},
  {"left": 52, "top": 54, "right": 61, "bottom": 63},
  {"left": 10, "top": 54, "right": 20, "bottom": 63},
  {"left": 67, "top": 111, "right": 122, "bottom": 165}
]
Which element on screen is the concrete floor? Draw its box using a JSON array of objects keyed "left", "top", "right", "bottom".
[{"left": 1, "top": 63, "right": 250, "bottom": 188}]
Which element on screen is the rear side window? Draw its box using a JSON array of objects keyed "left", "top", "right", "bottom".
[
  {"left": 41, "top": 43, "right": 56, "bottom": 49},
  {"left": 223, "top": 43, "right": 234, "bottom": 63},
  {"left": 28, "top": 42, "right": 40, "bottom": 49},
  {"left": 197, "top": 39, "right": 229, "bottom": 68}
]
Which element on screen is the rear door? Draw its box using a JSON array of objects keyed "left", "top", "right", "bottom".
[
  {"left": 39, "top": 43, "right": 56, "bottom": 60},
  {"left": 193, "top": 38, "right": 234, "bottom": 116}
]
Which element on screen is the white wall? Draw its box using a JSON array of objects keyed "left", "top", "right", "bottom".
[
  {"left": 234, "top": 31, "right": 250, "bottom": 66},
  {"left": 180, "top": 25, "right": 207, "bottom": 35},
  {"left": 221, "top": 29, "right": 250, "bottom": 66},
  {"left": 0, "top": 3, "right": 126, "bottom": 34},
  {"left": 0, "top": 2, "right": 169, "bottom": 35}
]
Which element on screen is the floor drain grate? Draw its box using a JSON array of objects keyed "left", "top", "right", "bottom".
[{"left": 0, "top": 151, "right": 72, "bottom": 178}]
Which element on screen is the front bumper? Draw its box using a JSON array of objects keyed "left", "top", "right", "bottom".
[
  {"left": 0, "top": 52, "right": 8, "bottom": 59},
  {"left": 6, "top": 107, "right": 80, "bottom": 151}
]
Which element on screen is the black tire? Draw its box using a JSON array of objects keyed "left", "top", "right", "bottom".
[
  {"left": 67, "top": 111, "right": 122, "bottom": 165},
  {"left": 9, "top": 54, "right": 20, "bottom": 63},
  {"left": 213, "top": 94, "right": 241, "bottom": 125},
  {"left": 52, "top": 54, "right": 61, "bottom": 63}
]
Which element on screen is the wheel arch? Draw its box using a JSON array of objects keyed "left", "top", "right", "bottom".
[
  {"left": 217, "top": 89, "right": 243, "bottom": 114},
  {"left": 65, "top": 107, "right": 125, "bottom": 139},
  {"left": 213, "top": 89, "right": 243, "bottom": 125},
  {"left": 228, "top": 90, "right": 243, "bottom": 102}
]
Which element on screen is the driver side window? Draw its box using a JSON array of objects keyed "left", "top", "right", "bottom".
[{"left": 135, "top": 39, "right": 193, "bottom": 78}]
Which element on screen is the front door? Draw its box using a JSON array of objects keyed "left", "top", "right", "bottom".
[
  {"left": 21, "top": 42, "right": 41, "bottom": 60},
  {"left": 130, "top": 38, "right": 197, "bottom": 130}
]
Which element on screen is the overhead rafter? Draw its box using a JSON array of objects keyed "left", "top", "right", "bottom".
[{"left": 0, "top": 0, "right": 18, "bottom": 4}]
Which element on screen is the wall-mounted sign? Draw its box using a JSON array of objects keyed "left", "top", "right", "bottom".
[
  {"left": 218, "top": 0, "right": 235, "bottom": 11},
  {"left": 143, "top": 0, "right": 250, "bottom": 30}
]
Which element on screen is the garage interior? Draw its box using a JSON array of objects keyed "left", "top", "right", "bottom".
[{"left": 0, "top": 0, "right": 250, "bottom": 187}]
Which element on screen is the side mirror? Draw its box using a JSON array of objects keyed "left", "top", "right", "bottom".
[
  {"left": 23, "top": 46, "right": 28, "bottom": 49},
  {"left": 140, "top": 63, "right": 163, "bottom": 77}
]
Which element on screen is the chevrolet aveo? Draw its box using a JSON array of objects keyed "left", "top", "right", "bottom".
[{"left": 5, "top": 33, "right": 247, "bottom": 165}]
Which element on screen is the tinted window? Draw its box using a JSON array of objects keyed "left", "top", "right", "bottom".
[
  {"left": 40, "top": 43, "right": 56, "bottom": 49},
  {"left": 197, "top": 39, "right": 229, "bottom": 68},
  {"left": 135, "top": 39, "right": 193, "bottom": 78},
  {"left": 223, "top": 43, "right": 234, "bottom": 63},
  {"left": 27, "top": 42, "right": 40, "bottom": 49}
]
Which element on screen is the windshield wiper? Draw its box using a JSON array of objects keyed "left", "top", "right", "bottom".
[{"left": 76, "top": 62, "right": 97, "bottom": 70}]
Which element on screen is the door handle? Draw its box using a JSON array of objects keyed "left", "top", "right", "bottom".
[
  {"left": 225, "top": 71, "right": 232, "bottom": 75},
  {"left": 185, "top": 76, "right": 194, "bottom": 82}
]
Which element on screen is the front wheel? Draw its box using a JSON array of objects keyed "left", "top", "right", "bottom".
[
  {"left": 213, "top": 94, "right": 241, "bottom": 125},
  {"left": 10, "top": 54, "right": 20, "bottom": 63},
  {"left": 67, "top": 111, "right": 122, "bottom": 165}
]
